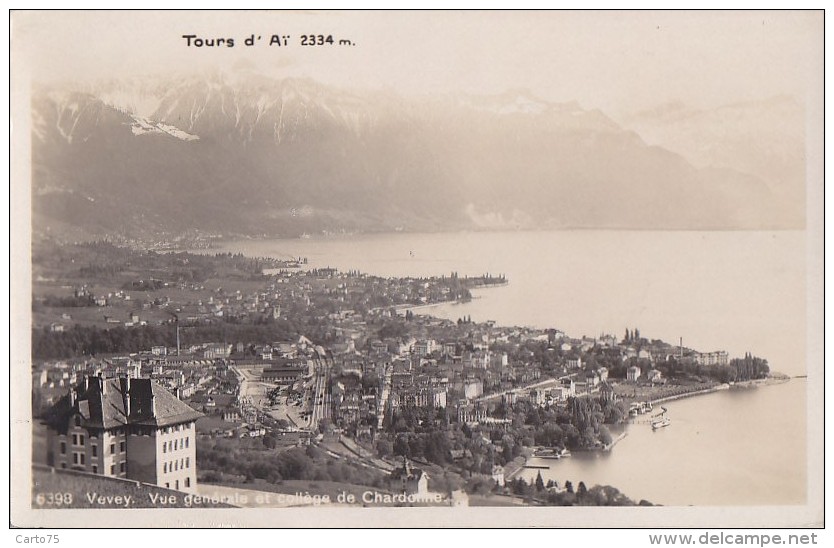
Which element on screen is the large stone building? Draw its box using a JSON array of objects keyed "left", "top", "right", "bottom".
[
  {"left": 696, "top": 351, "right": 729, "bottom": 367},
  {"left": 43, "top": 376, "right": 203, "bottom": 492}
]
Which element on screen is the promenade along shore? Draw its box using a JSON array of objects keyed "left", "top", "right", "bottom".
[{"left": 613, "top": 373, "right": 790, "bottom": 408}]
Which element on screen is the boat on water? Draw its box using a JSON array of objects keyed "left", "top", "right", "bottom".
[
  {"left": 533, "top": 447, "right": 571, "bottom": 459},
  {"left": 651, "top": 416, "right": 671, "bottom": 429},
  {"left": 651, "top": 406, "right": 670, "bottom": 429}
]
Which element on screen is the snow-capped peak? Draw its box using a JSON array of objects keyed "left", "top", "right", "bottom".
[{"left": 130, "top": 115, "right": 199, "bottom": 141}]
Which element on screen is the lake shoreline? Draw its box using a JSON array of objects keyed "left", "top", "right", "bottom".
[{"left": 517, "top": 378, "right": 789, "bottom": 470}]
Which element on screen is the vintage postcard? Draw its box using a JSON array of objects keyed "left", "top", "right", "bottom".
[{"left": 9, "top": 10, "right": 824, "bottom": 530}]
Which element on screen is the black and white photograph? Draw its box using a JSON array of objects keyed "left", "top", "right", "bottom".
[{"left": 9, "top": 9, "right": 824, "bottom": 530}]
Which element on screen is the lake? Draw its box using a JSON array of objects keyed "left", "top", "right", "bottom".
[
  {"left": 517, "top": 379, "right": 807, "bottom": 506},
  {"left": 213, "top": 230, "right": 808, "bottom": 505}
]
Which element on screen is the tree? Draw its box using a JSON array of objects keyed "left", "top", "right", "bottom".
[
  {"left": 599, "top": 425, "right": 613, "bottom": 445},
  {"left": 577, "top": 481, "right": 588, "bottom": 498},
  {"left": 376, "top": 439, "right": 393, "bottom": 458},
  {"left": 535, "top": 471, "right": 545, "bottom": 492},
  {"left": 393, "top": 434, "right": 411, "bottom": 457},
  {"left": 565, "top": 480, "right": 574, "bottom": 493}
]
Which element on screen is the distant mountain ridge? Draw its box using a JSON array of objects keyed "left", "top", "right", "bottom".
[
  {"left": 30, "top": 72, "right": 804, "bottom": 241},
  {"left": 622, "top": 95, "right": 805, "bottom": 227}
]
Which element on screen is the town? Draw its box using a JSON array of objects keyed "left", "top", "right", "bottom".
[{"left": 31, "top": 241, "right": 770, "bottom": 507}]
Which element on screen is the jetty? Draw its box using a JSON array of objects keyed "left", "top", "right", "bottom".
[{"left": 602, "top": 431, "right": 628, "bottom": 452}]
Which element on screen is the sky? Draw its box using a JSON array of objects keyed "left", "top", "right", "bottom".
[{"left": 11, "top": 10, "right": 822, "bottom": 117}]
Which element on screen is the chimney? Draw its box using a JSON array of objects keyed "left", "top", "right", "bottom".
[
  {"left": 97, "top": 372, "right": 105, "bottom": 394},
  {"left": 172, "top": 387, "right": 180, "bottom": 400},
  {"left": 69, "top": 387, "right": 77, "bottom": 408},
  {"left": 150, "top": 393, "right": 156, "bottom": 417}
]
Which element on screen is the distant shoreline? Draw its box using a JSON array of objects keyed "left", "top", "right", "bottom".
[
  {"left": 394, "top": 302, "right": 451, "bottom": 313},
  {"left": 394, "top": 290, "right": 503, "bottom": 315}
]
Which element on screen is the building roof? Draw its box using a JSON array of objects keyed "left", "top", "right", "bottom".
[
  {"left": 390, "top": 457, "right": 428, "bottom": 482},
  {"left": 44, "top": 376, "right": 203, "bottom": 433}
]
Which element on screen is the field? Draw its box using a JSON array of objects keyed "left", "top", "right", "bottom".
[{"left": 31, "top": 240, "right": 278, "bottom": 331}]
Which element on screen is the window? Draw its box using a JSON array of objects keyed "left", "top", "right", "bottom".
[
  {"left": 74, "top": 416, "right": 81, "bottom": 427},
  {"left": 73, "top": 453, "right": 78, "bottom": 464},
  {"left": 185, "top": 437, "right": 189, "bottom": 449},
  {"left": 60, "top": 442, "right": 66, "bottom": 455},
  {"left": 119, "top": 462, "right": 125, "bottom": 473},
  {"left": 175, "top": 480, "right": 179, "bottom": 490},
  {"left": 80, "top": 454, "right": 85, "bottom": 465},
  {"left": 174, "top": 461, "right": 178, "bottom": 471},
  {"left": 162, "top": 442, "right": 167, "bottom": 454},
  {"left": 72, "top": 434, "right": 78, "bottom": 445},
  {"left": 185, "top": 478, "right": 190, "bottom": 488},
  {"left": 185, "top": 457, "right": 189, "bottom": 468},
  {"left": 79, "top": 434, "right": 85, "bottom": 446},
  {"left": 92, "top": 465, "right": 98, "bottom": 474},
  {"left": 61, "top": 463, "right": 66, "bottom": 469},
  {"left": 120, "top": 441, "right": 125, "bottom": 453},
  {"left": 165, "top": 483, "right": 169, "bottom": 489},
  {"left": 174, "top": 439, "right": 178, "bottom": 451},
  {"left": 110, "top": 443, "right": 115, "bottom": 455},
  {"left": 110, "top": 464, "right": 115, "bottom": 475},
  {"left": 163, "top": 462, "right": 167, "bottom": 473},
  {"left": 92, "top": 445, "right": 97, "bottom": 457}
]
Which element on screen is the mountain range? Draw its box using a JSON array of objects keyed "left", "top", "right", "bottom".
[{"left": 29, "top": 72, "right": 805, "bottom": 241}]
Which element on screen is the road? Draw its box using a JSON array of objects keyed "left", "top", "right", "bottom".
[
  {"left": 476, "top": 377, "right": 561, "bottom": 403},
  {"left": 377, "top": 364, "right": 393, "bottom": 429},
  {"left": 307, "top": 347, "right": 331, "bottom": 431}
]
